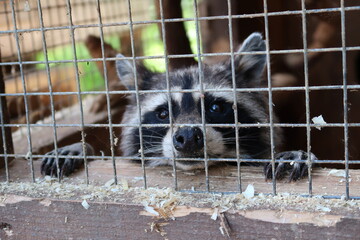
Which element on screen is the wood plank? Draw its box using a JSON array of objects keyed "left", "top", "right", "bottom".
[
  {"left": 0, "top": 194, "right": 359, "bottom": 240},
  {"left": 0, "top": 50, "right": 14, "bottom": 169}
]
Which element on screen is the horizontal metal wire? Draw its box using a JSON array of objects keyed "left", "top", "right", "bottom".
[
  {"left": 0, "top": 0, "right": 107, "bottom": 14},
  {"left": 2, "top": 152, "right": 360, "bottom": 164},
  {"left": 4, "top": 153, "right": 360, "bottom": 165},
  {"left": 1, "top": 83, "right": 360, "bottom": 98},
  {"left": 4, "top": 122, "right": 360, "bottom": 128},
  {"left": 177, "top": 190, "right": 360, "bottom": 201},
  {"left": 1, "top": 5, "right": 360, "bottom": 35},
  {"left": 2, "top": 45, "right": 360, "bottom": 66}
]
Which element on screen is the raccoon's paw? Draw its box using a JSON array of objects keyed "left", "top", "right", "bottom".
[
  {"left": 41, "top": 143, "right": 94, "bottom": 177},
  {"left": 264, "top": 150, "right": 317, "bottom": 181}
]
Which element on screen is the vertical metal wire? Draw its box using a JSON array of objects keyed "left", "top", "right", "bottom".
[
  {"left": 51, "top": 0, "right": 73, "bottom": 118},
  {"left": 10, "top": 0, "right": 35, "bottom": 182},
  {"left": 44, "top": 0, "right": 68, "bottom": 114},
  {"left": 126, "top": 0, "right": 148, "bottom": 189},
  {"left": 263, "top": 0, "right": 277, "bottom": 195},
  {"left": 66, "top": 0, "right": 90, "bottom": 184},
  {"left": 193, "top": 0, "right": 210, "bottom": 192},
  {"left": 226, "top": 0, "right": 242, "bottom": 193},
  {"left": 158, "top": 0, "right": 178, "bottom": 190},
  {"left": 340, "top": 0, "right": 350, "bottom": 200},
  {"left": 300, "top": 0, "right": 313, "bottom": 196},
  {"left": 26, "top": 1, "right": 42, "bottom": 94},
  {"left": 95, "top": 0, "right": 118, "bottom": 185},
  {"left": 36, "top": 0, "right": 61, "bottom": 181},
  {"left": 5, "top": 1, "right": 24, "bottom": 137}
]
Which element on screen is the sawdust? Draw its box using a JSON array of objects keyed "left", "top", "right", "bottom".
[{"left": 1, "top": 179, "right": 360, "bottom": 216}]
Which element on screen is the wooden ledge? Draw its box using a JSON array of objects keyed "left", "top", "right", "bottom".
[{"left": 0, "top": 194, "right": 360, "bottom": 240}]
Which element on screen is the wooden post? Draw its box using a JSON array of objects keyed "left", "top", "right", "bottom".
[
  {"left": 155, "top": 0, "right": 197, "bottom": 70},
  {"left": 0, "top": 50, "right": 14, "bottom": 169}
]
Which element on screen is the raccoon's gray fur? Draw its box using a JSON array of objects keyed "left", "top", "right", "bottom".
[
  {"left": 41, "top": 32, "right": 316, "bottom": 181},
  {"left": 117, "top": 33, "right": 281, "bottom": 170}
]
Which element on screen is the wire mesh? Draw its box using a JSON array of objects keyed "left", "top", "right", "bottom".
[{"left": 0, "top": 0, "right": 360, "bottom": 200}]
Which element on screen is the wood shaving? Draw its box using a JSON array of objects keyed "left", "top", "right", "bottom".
[
  {"left": 104, "top": 179, "right": 115, "bottom": 187},
  {"left": 121, "top": 178, "right": 129, "bottom": 191},
  {"left": 81, "top": 200, "right": 90, "bottom": 209},
  {"left": 211, "top": 207, "right": 219, "bottom": 220},
  {"left": 312, "top": 115, "right": 327, "bottom": 130},
  {"left": 1, "top": 181, "right": 360, "bottom": 215},
  {"left": 328, "top": 170, "right": 347, "bottom": 178},
  {"left": 143, "top": 203, "right": 159, "bottom": 216},
  {"left": 242, "top": 184, "right": 255, "bottom": 199}
]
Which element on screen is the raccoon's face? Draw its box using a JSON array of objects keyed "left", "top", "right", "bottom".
[{"left": 116, "top": 33, "right": 277, "bottom": 170}]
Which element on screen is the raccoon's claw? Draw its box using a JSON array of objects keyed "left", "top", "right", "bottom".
[
  {"left": 40, "top": 143, "right": 94, "bottom": 177},
  {"left": 264, "top": 150, "right": 317, "bottom": 181}
]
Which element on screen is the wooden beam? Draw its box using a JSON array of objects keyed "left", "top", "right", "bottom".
[
  {"left": 0, "top": 50, "right": 14, "bottom": 169},
  {"left": 0, "top": 195, "right": 359, "bottom": 239},
  {"left": 155, "top": 0, "right": 197, "bottom": 69}
]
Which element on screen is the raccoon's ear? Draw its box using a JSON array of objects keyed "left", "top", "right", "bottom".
[
  {"left": 116, "top": 54, "right": 138, "bottom": 90},
  {"left": 234, "top": 32, "right": 266, "bottom": 86},
  {"left": 116, "top": 54, "right": 154, "bottom": 91}
]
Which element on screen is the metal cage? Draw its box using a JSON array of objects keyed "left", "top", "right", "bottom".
[{"left": 1, "top": 0, "right": 360, "bottom": 200}]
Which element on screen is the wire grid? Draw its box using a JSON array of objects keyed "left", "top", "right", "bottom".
[
  {"left": 1, "top": 0, "right": 149, "bottom": 128},
  {"left": 0, "top": 0, "right": 359, "bottom": 199}
]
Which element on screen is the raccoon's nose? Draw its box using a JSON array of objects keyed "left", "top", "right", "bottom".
[{"left": 173, "top": 127, "right": 204, "bottom": 153}]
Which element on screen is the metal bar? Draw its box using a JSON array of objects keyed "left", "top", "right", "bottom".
[
  {"left": 4, "top": 1, "right": 24, "bottom": 137},
  {"left": 36, "top": 0, "right": 62, "bottom": 181},
  {"left": 96, "top": 0, "right": 118, "bottom": 185},
  {"left": 2, "top": 83, "right": 360, "bottom": 97},
  {"left": 226, "top": 0, "right": 242, "bottom": 193},
  {"left": 263, "top": 0, "right": 277, "bottom": 195},
  {"left": 2, "top": 5, "right": 360, "bottom": 36},
  {"left": 33, "top": 0, "right": 47, "bottom": 121},
  {"left": 158, "top": 0, "right": 178, "bottom": 190},
  {"left": 193, "top": 0, "right": 210, "bottom": 192},
  {"left": 300, "top": 0, "right": 313, "bottom": 197},
  {"left": 1, "top": 152, "right": 360, "bottom": 165},
  {"left": 10, "top": 0, "right": 35, "bottom": 182},
  {"left": 340, "top": 0, "right": 350, "bottom": 200},
  {"left": 48, "top": 0, "right": 73, "bottom": 115},
  {"left": 177, "top": 189, "right": 360, "bottom": 200},
  {"left": 3, "top": 45, "right": 360, "bottom": 66},
  {"left": 126, "top": 0, "right": 148, "bottom": 189},
  {"left": 65, "top": 0, "right": 89, "bottom": 184},
  {"left": 6, "top": 122, "right": 360, "bottom": 129}
]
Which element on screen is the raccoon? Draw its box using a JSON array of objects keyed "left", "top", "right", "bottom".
[{"left": 41, "top": 33, "right": 316, "bottom": 180}]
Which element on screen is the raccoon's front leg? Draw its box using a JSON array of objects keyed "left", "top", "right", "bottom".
[
  {"left": 264, "top": 150, "right": 317, "bottom": 181},
  {"left": 41, "top": 143, "right": 94, "bottom": 177}
]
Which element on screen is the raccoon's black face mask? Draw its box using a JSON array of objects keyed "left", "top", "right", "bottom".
[{"left": 116, "top": 33, "right": 280, "bottom": 170}]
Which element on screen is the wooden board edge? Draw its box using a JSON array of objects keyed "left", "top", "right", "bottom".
[{"left": 1, "top": 194, "right": 360, "bottom": 240}]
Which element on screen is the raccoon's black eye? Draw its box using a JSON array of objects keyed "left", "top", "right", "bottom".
[
  {"left": 209, "top": 102, "right": 223, "bottom": 113},
  {"left": 157, "top": 108, "right": 169, "bottom": 120}
]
